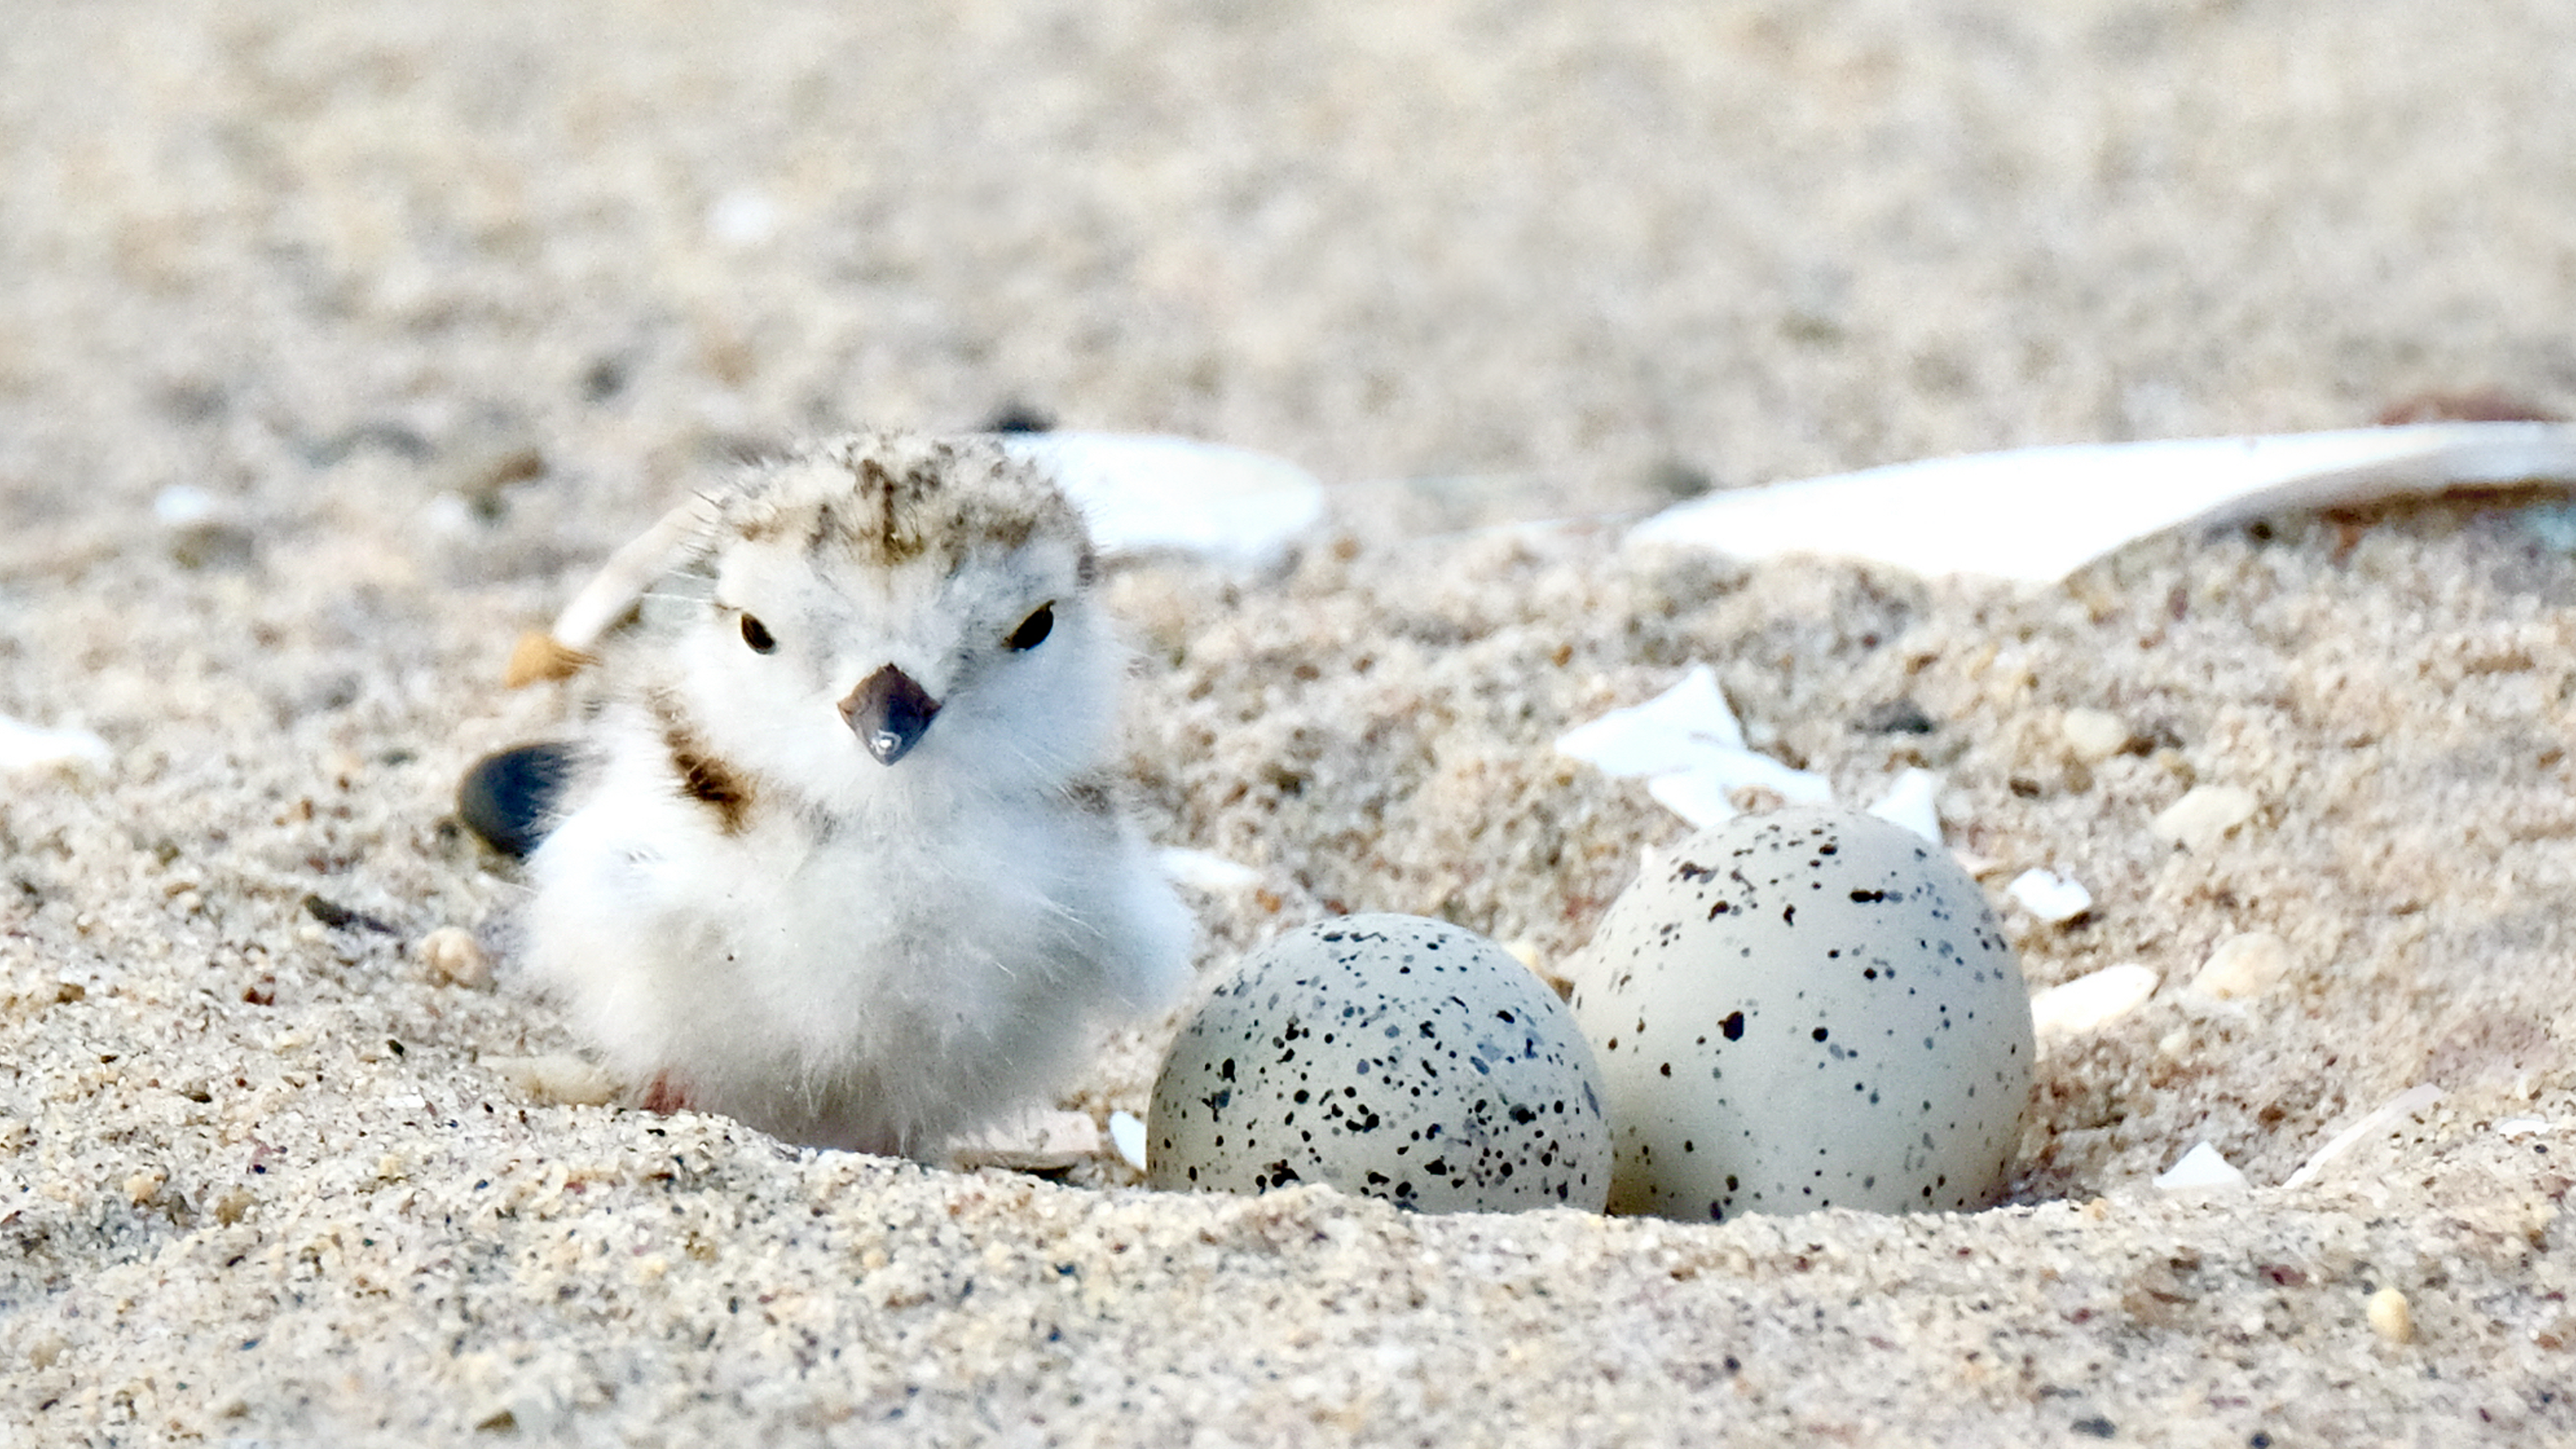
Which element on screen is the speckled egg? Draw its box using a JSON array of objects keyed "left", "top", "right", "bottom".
[
  {"left": 1565, "top": 808, "right": 2032, "bottom": 1221},
  {"left": 1148, "top": 913, "right": 1612, "bottom": 1213}
]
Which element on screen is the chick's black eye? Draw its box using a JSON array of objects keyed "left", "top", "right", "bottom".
[
  {"left": 1005, "top": 603, "right": 1054, "bottom": 652},
  {"left": 740, "top": 613, "right": 777, "bottom": 654}
]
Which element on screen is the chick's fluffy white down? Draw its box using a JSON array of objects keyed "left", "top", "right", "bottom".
[{"left": 520, "top": 433, "right": 1190, "bottom": 1158}]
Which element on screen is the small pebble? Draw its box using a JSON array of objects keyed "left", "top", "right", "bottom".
[
  {"left": 2153, "top": 1142, "right": 2248, "bottom": 1195},
  {"left": 2150, "top": 785, "right": 2259, "bottom": 850},
  {"left": 2009, "top": 868, "right": 2093, "bottom": 923},
  {"left": 2060, "top": 707, "right": 2132, "bottom": 762},
  {"left": 417, "top": 927, "right": 493, "bottom": 988},
  {"left": 2189, "top": 932, "right": 2292, "bottom": 1000},
  {"left": 1852, "top": 698, "right": 1937, "bottom": 735},
  {"left": 2367, "top": 1287, "right": 2414, "bottom": 1343},
  {"left": 2030, "top": 964, "right": 2159, "bottom": 1035},
  {"left": 123, "top": 1168, "right": 167, "bottom": 1205}
]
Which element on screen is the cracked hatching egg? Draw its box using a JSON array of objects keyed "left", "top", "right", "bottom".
[
  {"left": 1147, "top": 913, "right": 1612, "bottom": 1213},
  {"left": 1565, "top": 808, "right": 2032, "bottom": 1221}
]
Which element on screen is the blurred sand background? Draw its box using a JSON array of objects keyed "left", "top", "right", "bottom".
[{"left": 6, "top": 1, "right": 2576, "bottom": 1443}]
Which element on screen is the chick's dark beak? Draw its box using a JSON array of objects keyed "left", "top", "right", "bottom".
[{"left": 842, "top": 664, "right": 941, "bottom": 766}]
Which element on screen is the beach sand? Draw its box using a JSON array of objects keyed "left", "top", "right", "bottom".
[{"left": 5, "top": 3, "right": 2575, "bottom": 1442}]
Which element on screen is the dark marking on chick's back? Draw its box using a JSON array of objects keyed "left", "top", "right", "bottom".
[{"left": 662, "top": 722, "right": 752, "bottom": 834}]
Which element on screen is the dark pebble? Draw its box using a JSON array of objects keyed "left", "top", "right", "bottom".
[
  {"left": 1852, "top": 698, "right": 1938, "bottom": 735},
  {"left": 304, "top": 894, "right": 396, "bottom": 934}
]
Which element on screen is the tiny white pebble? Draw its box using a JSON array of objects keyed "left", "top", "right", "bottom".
[
  {"left": 706, "top": 188, "right": 780, "bottom": 246},
  {"left": 152, "top": 484, "right": 221, "bottom": 528},
  {"left": 2150, "top": 785, "right": 2259, "bottom": 851},
  {"left": 2030, "top": 964, "right": 2159, "bottom": 1035},
  {"left": 2496, "top": 1117, "right": 2550, "bottom": 1138},
  {"left": 2153, "top": 1141, "right": 2248, "bottom": 1195},
  {"left": 2059, "top": 707, "right": 2132, "bottom": 762},
  {"left": 2189, "top": 932, "right": 2293, "bottom": 1000},
  {"left": 2367, "top": 1286, "right": 2414, "bottom": 1343},
  {"left": 2008, "top": 868, "right": 2093, "bottom": 923},
  {"left": 1156, "top": 848, "right": 1261, "bottom": 893}
]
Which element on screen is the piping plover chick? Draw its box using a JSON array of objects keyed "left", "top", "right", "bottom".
[{"left": 511, "top": 431, "right": 1191, "bottom": 1159}]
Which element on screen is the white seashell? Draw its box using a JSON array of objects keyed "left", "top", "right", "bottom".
[
  {"left": 1628, "top": 423, "right": 2576, "bottom": 583},
  {"left": 1865, "top": 768, "right": 1944, "bottom": 844},
  {"left": 2281, "top": 1083, "right": 2443, "bottom": 1190},
  {"left": 2029, "top": 964, "right": 2159, "bottom": 1035},
  {"left": 1555, "top": 664, "right": 1746, "bottom": 771},
  {"left": 1558, "top": 665, "right": 1832, "bottom": 829},
  {"left": 0, "top": 714, "right": 110, "bottom": 773},
  {"left": 1005, "top": 432, "right": 1326, "bottom": 569},
  {"left": 1107, "top": 1109, "right": 1148, "bottom": 1171},
  {"left": 2154, "top": 1141, "right": 2249, "bottom": 1195},
  {"left": 2008, "top": 868, "right": 2093, "bottom": 923}
]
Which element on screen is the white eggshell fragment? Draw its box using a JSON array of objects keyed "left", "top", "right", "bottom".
[
  {"left": 1565, "top": 808, "right": 2034, "bottom": 1221},
  {"left": 1148, "top": 914, "right": 1613, "bottom": 1213}
]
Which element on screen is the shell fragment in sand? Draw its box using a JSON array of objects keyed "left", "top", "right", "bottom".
[
  {"left": 2009, "top": 868, "right": 2093, "bottom": 923},
  {"left": 2030, "top": 964, "right": 2159, "bottom": 1035},
  {"left": 2154, "top": 1142, "right": 2250, "bottom": 1195},
  {"left": 2283, "top": 1083, "right": 2444, "bottom": 1191},
  {"left": 1628, "top": 423, "right": 2576, "bottom": 583},
  {"left": 1556, "top": 665, "right": 1832, "bottom": 829},
  {"left": 1003, "top": 432, "right": 1325, "bottom": 569},
  {"left": 0, "top": 715, "right": 109, "bottom": 773},
  {"left": 1865, "top": 768, "right": 1944, "bottom": 844},
  {"left": 1108, "top": 1110, "right": 1148, "bottom": 1171}
]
